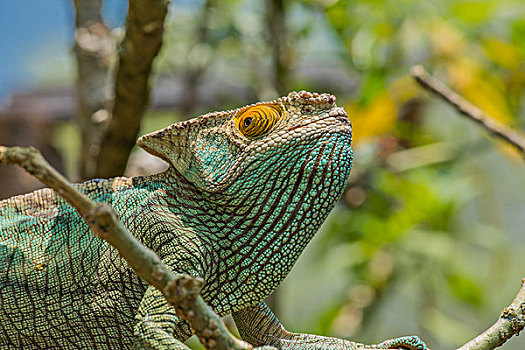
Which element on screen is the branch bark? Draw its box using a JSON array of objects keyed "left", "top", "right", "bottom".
[
  {"left": 95, "top": 0, "right": 169, "bottom": 178},
  {"left": 457, "top": 279, "right": 525, "bottom": 350},
  {"left": 410, "top": 65, "right": 525, "bottom": 159},
  {"left": 0, "top": 145, "right": 252, "bottom": 350}
]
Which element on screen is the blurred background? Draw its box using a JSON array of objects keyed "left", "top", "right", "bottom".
[{"left": 1, "top": 0, "right": 525, "bottom": 349}]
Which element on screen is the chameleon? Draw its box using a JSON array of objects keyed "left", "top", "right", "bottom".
[{"left": 0, "top": 91, "right": 428, "bottom": 350}]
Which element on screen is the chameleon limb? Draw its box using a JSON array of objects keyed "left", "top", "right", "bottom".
[{"left": 233, "top": 302, "right": 428, "bottom": 350}]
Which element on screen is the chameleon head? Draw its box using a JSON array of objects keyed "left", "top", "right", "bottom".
[
  {"left": 139, "top": 91, "right": 352, "bottom": 307},
  {"left": 137, "top": 91, "right": 353, "bottom": 199}
]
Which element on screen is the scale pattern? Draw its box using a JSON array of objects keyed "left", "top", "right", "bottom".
[{"left": 0, "top": 91, "right": 428, "bottom": 350}]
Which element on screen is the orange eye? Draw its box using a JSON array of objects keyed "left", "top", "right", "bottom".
[{"left": 236, "top": 104, "right": 281, "bottom": 138}]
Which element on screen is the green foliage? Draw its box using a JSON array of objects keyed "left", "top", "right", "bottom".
[{"left": 447, "top": 272, "right": 483, "bottom": 307}]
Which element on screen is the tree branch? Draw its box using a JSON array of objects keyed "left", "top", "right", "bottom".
[
  {"left": 457, "top": 279, "right": 525, "bottom": 350},
  {"left": 410, "top": 65, "right": 525, "bottom": 159},
  {"left": 95, "top": 0, "right": 169, "bottom": 178},
  {"left": 73, "top": 0, "right": 114, "bottom": 179},
  {"left": 266, "top": 0, "right": 292, "bottom": 96},
  {"left": 0, "top": 145, "right": 252, "bottom": 350}
]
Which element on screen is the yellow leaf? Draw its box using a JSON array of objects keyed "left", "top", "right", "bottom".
[
  {"left": 389, "top": 76, "right": 420, "bottom": 104},
  {"left": 347, "top": 90, "right": 397, "bottom": 143},
  {"left": 483, "top": 36, "right": 522, "bottom": 71},
  {"left": 428, "top": 20, "right": 465, "bottom": 58}
]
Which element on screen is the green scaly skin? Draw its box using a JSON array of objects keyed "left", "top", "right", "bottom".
[{"left": 0, "top": 91, "right": 428, "bottom": 350}]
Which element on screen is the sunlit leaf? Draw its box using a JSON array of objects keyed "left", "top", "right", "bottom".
[
  {"left": 347, "top": 90, "right": 397, "bottom": 142},
  {"left": 451, "top": 1, "right": 494, "bottom": 23},
  {"left": 428, "top": 19, "right": 465, "bottom": 58},
  {"left": 483, "top": 36, "right": 522, "bottom": 71},
  {"left": 389, "top": 75, "right": 420, "bottom": 104}
]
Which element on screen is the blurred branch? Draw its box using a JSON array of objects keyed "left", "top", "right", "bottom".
[
  {"left": 386, "top": 142, "right": 455, "bottom": 172},
  {"left": 411, "top": 65, "right": 525, "bottom": 159},
  {"left": 73, "top": 0, "right": 114, "bottom": 179},
  {"left": 180, "top": 0, "right": 214, "bottom": 114},
  {"left": 266, "top": 0, "right": 291, "bottom": 95},
  {"left": 0, "top": 145, "right": 252, "bottom": 350},
  {"left": 457, "top": 278, "right": 525, "bottom": 350},
  {"left": 95, "top": 0, "right": 169, "bottom": 178}
]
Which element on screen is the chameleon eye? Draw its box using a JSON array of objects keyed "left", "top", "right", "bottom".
[
  {"left": 236, "top": 104, "right": 282, "bottom": 138},
  {"left": 243, "top": 117, "right": 253, "bottom": 128}
]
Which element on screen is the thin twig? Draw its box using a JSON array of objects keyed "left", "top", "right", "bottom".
[
  {"left": 457, "top": 279, "right": 525, "bottom": 350},
  {"left": 410, "top": 65, "right": 525, "bottom": 159},
  {"left": 0, "top": 145, "right": 252, "bottom": 350}
]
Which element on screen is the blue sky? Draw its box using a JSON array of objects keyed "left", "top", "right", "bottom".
[{"left": 0, "top": 0, "right": 127, "bottom": 103}]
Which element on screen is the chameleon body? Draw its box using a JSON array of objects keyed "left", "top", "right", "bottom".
[{"left": 0, "top": 91, "right": 427, "bottom": 349}]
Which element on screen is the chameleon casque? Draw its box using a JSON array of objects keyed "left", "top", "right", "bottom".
[{"left": 0, "top": 91, "right": 427, "bottom": 350}]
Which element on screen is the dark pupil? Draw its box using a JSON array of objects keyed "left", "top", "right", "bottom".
[{"left": 243, "top": 117, "right": 253, "bottom": 128}]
